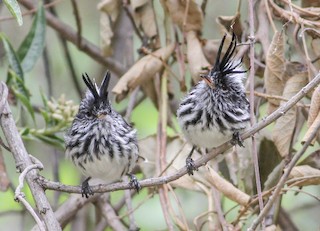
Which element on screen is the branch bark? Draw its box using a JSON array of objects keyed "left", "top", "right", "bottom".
[
  {"left": 19, "top": 0, "right": 126, "bottom": 76},
  {"left": 0, "top": 82, "right": 61, "bottom": 231},
  {"left": 38, "top": 72, "right": 320, "bottom": 195}
]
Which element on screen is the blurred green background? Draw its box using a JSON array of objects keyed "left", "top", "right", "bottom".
[{"left": 0, "top": 0, "right": 319, "bottom": 230}]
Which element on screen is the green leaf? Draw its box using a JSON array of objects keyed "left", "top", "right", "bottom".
[
  {"left": 11, "top": 85, "right": 35, "bottom": 121},
  {"left": 0, "top": 33, "right": 24, "bottom": 80},
  {"left": 7, "top": 69, "right": 30, "bottom": 99},
  {"left": 3, "top": 0, "right": 23, "bottom": 26},
  {"left": 18, "top": 3, "right": 46, "bottom": 72},
  {"left": 20, "top": 127, "right": 30, "bottom": 136},
  {"left": 32, "top": 133, "right": 64, "bottom": 149}
]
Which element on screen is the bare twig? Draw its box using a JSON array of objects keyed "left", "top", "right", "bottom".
[
  {"left": 124, "top": 86, "right": 140, "bottom": 121},
  {"left": 15, "top": 161, "right": 45, "bottom": 231},
  {"left": 0, "top": 82, "right": 61, "bottom": 231},
  {"left": 248, "top": 110, "right": 320, "bottom": 230},
  {"left": 38, "top": 72, "right": 320, "bottom": 194},
  {"left": 96, "top": 194, "right": 127, "bottom": 231},
  {"left": 70, "top": 0, "right": 82, "bottom": 47},
  {"left": 248, "top": 0, "right": 265, "bottom": 228},
  {"left": 123, "top": 176, "right": 138, "bottom": 231},
  {"left": 19, "top": 0, "right": 126, "bottom": 76},
  {"left": 122, "top": 1, "right": 143, "bottom": 42}
]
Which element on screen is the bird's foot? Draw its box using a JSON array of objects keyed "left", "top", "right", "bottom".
[
  {"left": 81, "top": 177, "right": 94, "bottom": 198},
  {"left": 128, "top": 173, "right": 141, "bottom": 192},
  {"left": 186, "top": 156, "right": 198, "bottom": 175},
  {"left": 231, "top": 132, "right": 244, "bottom": 147}
]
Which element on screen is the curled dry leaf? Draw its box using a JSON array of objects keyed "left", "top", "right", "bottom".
[
  {"left": 112, "top": 43, "right": 175, "bottom": 102},
  {"left": 216, "top": 13, "right": 243, "bottom": 38},
  {"left": 273, "top": 65, "right": 308, "bottom": 157},
  {"left": 162, "top": 0, "right": 203, "bottom": 33},
  {"left": 206, "top": 166, "right": 250, "bottom": 206},
  {"left": 131, "top": 0, "right": 158, "bottom": 39},
  {"left": 299, "top": 149, "right": 320, "bottom": 169},
  {"left": 307, "top": 84, "right": 320, "bottom": 128},
  {"left": 288, "top": 165, "right": 320, "bottom": 187},
  {"left": 302, "top": 112, "right": 320, "bottom": 145},
  {"left": 224, "top": 139, "right": 254, "bottom": 194},
  {"left": 264, "top": 31, "right": 285, "bottom": 114},
  {"left": 187, "top": 31, "right": 210, "bottom": 82},
  {"left": 97, "top": 0, "right": 121, "bottom": 56}
]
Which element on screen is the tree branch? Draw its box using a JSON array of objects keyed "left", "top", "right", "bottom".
[
  {"left": 0, "top": 82, "right": 61, "bottom": 231},
  {"left": 19, "top": 0, "right": 126, "bottom": 76},
  {"left": 37, "top": 72, "right": 320, "bottom": 194}
]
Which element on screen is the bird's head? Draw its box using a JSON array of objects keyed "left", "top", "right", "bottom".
[
  {"left": 78, "top": 71, "right": 112, "bottom": 120},
  {"left": 201, "top": 33, "right": 247, "bottom": 91}
]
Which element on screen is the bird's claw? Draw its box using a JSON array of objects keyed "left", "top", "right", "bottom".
[
  {"left": 81, "top": 178, "right": 94, "bottom": 198},
  {"left": 128, "top": 174, "right": 141, "bottom": 192},
  {"left": 231, "top": 132, "right": 244, "bottom": 147},
  {"left": 186, "top": 156, "right": 198, "bottom": 175}
]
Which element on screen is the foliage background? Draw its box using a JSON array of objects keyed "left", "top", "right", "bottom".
[{"left": 0, "top": 0, "right": 320, "bottom": 230}]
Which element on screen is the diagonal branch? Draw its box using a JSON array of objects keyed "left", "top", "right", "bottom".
[
  {"left": 0, "top": 82, "right": 61, "bottom": 231},
  {"left": 19, "top": 0, "right": 126, "bottom": 76},
  {"left": 38, "top": 72, "right": 320, "bottom": 194}
]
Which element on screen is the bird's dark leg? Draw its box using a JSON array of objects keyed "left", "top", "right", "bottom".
[
  {"left": 127, "top": 173, "right": 141, "bottom": 192},
  {"left": 231, "top": 132, "right": 245, "bottom": 147},
  {"left": 81, "top": 177, "right": 94, "bottom": 198},
  {"left": 186, "top": 146, "right": 198, "bottom": 175}
]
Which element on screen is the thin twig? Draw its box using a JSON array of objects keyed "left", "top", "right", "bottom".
[
  {"left": 122, "top": 1, "right": 143, "bottom": 42},
  {"left": 248, "top": 112, "right": 320, "bottom": 230},
  {"left": 0, "top": 82, "right": 61, "bottom": 231},
  {"left": 157, "top": 70, "right": 174, "bottom": 231},
  {"left": 124, "top": 86, "right": 140, "bottom": 121},
  {"left": 15, "top": 162, "right": 45, "bottom": 231},
  {"left": 0, "top": 0, "right": 63, "bottom": 22},
  {"left": 248, "top": 0, "right": 265, "bottom": 228},
  {"left": 44, "top": 0, "right": 84, "bottom": 97},
  {"left": 19, "top": 0, "right": 126, "bottom": 76},
  {"left": 123, "top": 176, "right": 139, "bottom": 231},
  {"left": 70, "top": 0, "right": 82, "bottom": 47},
  {"left": 38, "top": 72, "right": 320, "bottom": 195}
]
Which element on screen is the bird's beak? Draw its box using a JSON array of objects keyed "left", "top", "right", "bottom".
[
  {"left": 97, "top": 112, "right": 107, "bottom": 119},
  {"left": 201, "top": 75, "right": 215, "bottom": 89}
]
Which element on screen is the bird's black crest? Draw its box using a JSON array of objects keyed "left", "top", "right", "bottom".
[
  {"left": 210, "top": 33, "right": 245, "bottom": 77},
  {"left": 82, "top": 71, "right": 111, "bottom": 102}
]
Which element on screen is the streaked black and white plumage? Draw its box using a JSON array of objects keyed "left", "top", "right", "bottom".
[
  {"left": 65, "top": 71, "right": 140, "bottom": 197},
  {"left": 177, "top": 33, "right": 250, "bottom": 175}
]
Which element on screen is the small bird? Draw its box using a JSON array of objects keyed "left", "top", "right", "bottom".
[
  {"left": 177, "top": 33, "right": 250, "bottom": 175},
  {"left": 65, "top": 71, "right": 140, "bottom": 197}
]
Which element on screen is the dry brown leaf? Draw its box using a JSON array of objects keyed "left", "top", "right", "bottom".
[
  {"left": 186, "top": 31, "right": 210, "bottom": 82},
  {"left": 264, "top": 31, "right": 285, "bottom": 114},
  {"left": 216, "top": 13, "right": 242, "bottom": 38},
  {"left": 302, "top": 112, "right": 320, "bottom": 145},
  {"left": 162, "top": 0, "right": 203, "bottom": 33},
  {"left": 202, "top": 39, "right": 220, "bottom": 65},
  {"left": 301, "top": 0, "right": 320, "bottom": 7},
  {"left": 131, "top": 0, "right": 157, "bottom": 39},
  {"left": 273, "top": 66, "right": 308, "bottom": 157},
  {"left": 97, "top": 0, "right": 121, "bottom": 56},
  {"left": 299, "top": 149, "right": 320, "bottom": 169},
  {"left": 206, "top": 166, "right": 250, "bottom": 206},
  {"left": 307, "top": 84, "right": 320, "bottom": 128},
  {"left": 288, "top": 165, "right": 320, "bottom": 187},
  {"left": 112, "top": 43, "right": 175, "bottom": 102}
]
